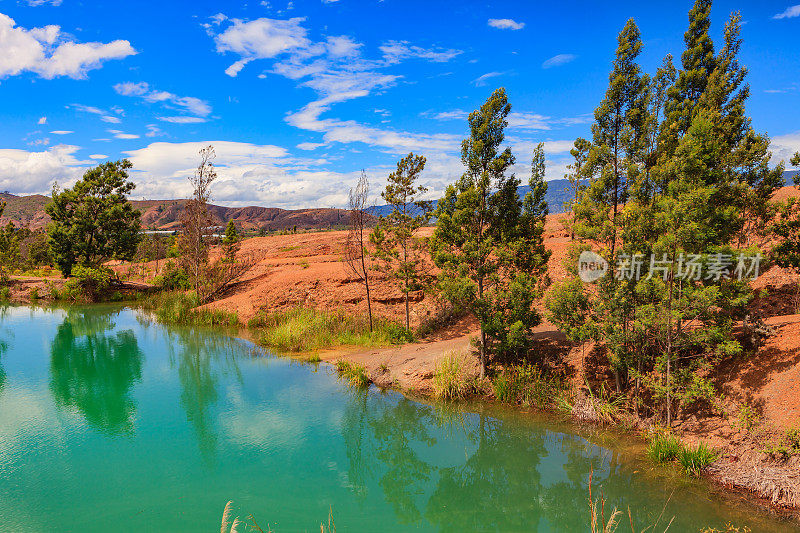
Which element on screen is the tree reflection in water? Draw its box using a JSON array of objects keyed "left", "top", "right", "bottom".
[
  {"left": 157, "top": 321, "right": 245, "bottom": 462},
  {"left": 49, "top": 308, "right": 143, "bottom": 435},
  {"left": 340, "top": 388, "right": 652, "bottom": 531}
]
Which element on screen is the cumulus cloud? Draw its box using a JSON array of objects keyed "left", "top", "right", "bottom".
[
  {"left": 121, "top": 140, "right": 366, "bottom": 208},
  {"left": 0, "top": 144, "right": 86, "bottom": 193},
  {"left": 0, "top": 13, "right": 135, "bottom": 80},
  {"left": 89, "top": 154, "right": 108, "bottom": 159},
  {"left": 771, "top": 131, "right": 800, "bottom": 164},
  {"left": 113, "top": 81, "right": 212, "bottom": 119},
  {"left": 773, "top": 5, "right": 800, "bottom": 19},
  {"left": 38, "top": 116, "right": 47, "bottom": 124},
  {"left": 488, "top": 18, "right": 525, "bottom": 30},
  {"left": 542, "top": 54, "right": 577, "bottom": 69}
]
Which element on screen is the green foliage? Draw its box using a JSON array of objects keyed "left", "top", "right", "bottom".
[
  {"left": 28, "top": 287, "right": 39, "bottom": 301},
  {"left": 46, "top": 160, "right": 142, "bottom": 276},
  {"left": 678, "top": 441, "right": 717, "bottom": 476},
  {"left": 734, "top": 402, "right": 759, "bottom": 431},
  {"left": 430, "top": 89, "right": 549, "bottom": 374},
  {"left": 492, "top": 364, "right": 566, "bottom": 408},
  {"left": 371, "top": 152, "right": 433, "bottom": 330},
  {"left": 0, "top": 286, "right": 9, "bottom": 301},
  {"left": 334, "top": 360, "right": 369, "bottom": 388},
  {"left": 153, "top": 260, "right": 191, "bottom": 290},
  {"left": 646, "top": 433, "right": 683, "bottom": 463},
  {"left": 248, "top": 307, "right": 407, "bottom": 352},
  {"left": 71, "top": 265, "right": 112, "bottom": 301}
]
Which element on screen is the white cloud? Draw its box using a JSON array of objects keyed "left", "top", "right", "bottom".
[
  {"left": 157, "top": 116, "right": 207, "bottom": 124},
  {"left": 49, "top": 130, "right": 73, "bottom": 134},
  {"left": 69, "top": 104, "right": 123, "bottom": 123},
  {"left": 542, "top": 54, "right": 577, "bottom": 69},
  {"left": 0, "top": 13, "right": 135, "bottom": 80},
  {"left": 38, "top": 116, "right": 47, "bottom": 124},
  {"left": 771, "top": 131, "right": 800, "bottom": 164},
  {"left": 26, "top": 0, "right": 63, "bottom": 5},
  {"left": 487, "top": 18, "right": 525, "bottom": 30},
  {"left": 89, "top": 154, "right": 108, "bottom": 159},
  {"left": 296, "top": 142, "right": 326, "bottom": 150},
  {"left": 210, "top": 16, "right": 463, "bottom": 155},
  {"left": 145, "top": 124, "right": 166, "bottom": 137},
  {"left": 214, "top": 17, "right": 311, "bottom": 77},
  {"left": 507, "top": 112, "right": 552, "bottom": 130},
  {"left": 114, "top": 81, "right": 212, "bottom": 118},
  {"left": 379, "top": 40, "right": 461, "bottom": 64},
  {"left": 773, "top": 5, "right": 800, "bottom": 19},
  {"left": 0, "top": 144, "right": 86, "bottom": 193},
  {"left": 107, "top": 129, "right": 139, "bottom": 139},
  {"left": 472, "top": 71, "right": 505, "bottom": 86}
]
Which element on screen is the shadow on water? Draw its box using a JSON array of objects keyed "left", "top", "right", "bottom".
[{"left": 48, "top": 307, "right": 144, "bottom": 435}]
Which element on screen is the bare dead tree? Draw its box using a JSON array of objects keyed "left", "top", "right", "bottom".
[
  {"left": 180, "top": 145, "right": 216, "bottom": 301},
  {"left": 345, "top": 170, "right": 373, "bottom": 331}
]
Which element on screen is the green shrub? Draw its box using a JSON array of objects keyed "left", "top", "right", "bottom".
[
  {"left": 335, "top": 361, "right": 369, "bottom": 388},
  {"left": 154, "top": 261, "right": 191, "bottom": 290},
  {"left": 28, "top": 287, "right": 39, "bottom": 301},
  {"left": 433, "top": 350, "right": 471, "bottom": 400},
  {"left": 0, "top": 286, "right": 10, "bottom": 300},
  {"left": 71, "top": 265, "right": 113, "bottom": 301},
  {"left": 678, "top": 442, "right": 717, "bottom": 476},
  {"left": 647, "top": 433, "right": 683, "bottom": 463}
]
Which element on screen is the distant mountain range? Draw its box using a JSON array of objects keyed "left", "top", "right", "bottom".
[{"left": 1, "top": 170, "right": 797, "bottom": 230}]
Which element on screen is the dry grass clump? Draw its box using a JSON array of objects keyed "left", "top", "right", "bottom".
[{"left": 432, "top": 350, "right": 473, "bottom": 400}]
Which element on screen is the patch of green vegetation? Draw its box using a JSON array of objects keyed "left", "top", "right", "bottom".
[
  {"left": 248, "top": 307, "right": 408, "bottom": 352},
  {"left": 492, "top": 364, "right": 567, "bottom": 408},
  {"left": 0, "top": 286, "right": 10, "bottom": 300},
  {"left": 298, "top": 259, "right": 310, "bottom": 269},
  {"left": 646, "top": 433, "right": 683, "bottom": 463},
  {"left": 335, "top": 360, "right": 369, "bottom": 388},
  {"left": 305, "top": 353, "right": 321, "bottom": 363},
  {"left": 763, "top": 425, "right": 800, "bottom": 460},
  {"left": 678, "top": 442, "right": 717, "bottom": 476},
  {"left": 139, "top": 291, "right": 239, "bottom": 327},
  {"left": 28, "top": 287, "right": 39, "bottom": 301}
]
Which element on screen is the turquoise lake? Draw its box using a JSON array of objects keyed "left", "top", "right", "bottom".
[{"left": 0, "top": 305, "right": 797, "bottom": 531}]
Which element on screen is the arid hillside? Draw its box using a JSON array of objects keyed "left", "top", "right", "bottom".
[{"left": 0, "top": 193, "right": 356, "bottom": 232}]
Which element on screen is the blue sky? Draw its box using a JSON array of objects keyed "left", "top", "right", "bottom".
[{"left": 0, "top": 0, "right": 798, "bottom": 209}]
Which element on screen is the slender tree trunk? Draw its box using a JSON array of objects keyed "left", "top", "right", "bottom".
[
  {"left": 358, "top": 219, "right": 373, "bottom": 332},
  {"left": 665, "top": 249, "right": 676, "bottom": 426}
]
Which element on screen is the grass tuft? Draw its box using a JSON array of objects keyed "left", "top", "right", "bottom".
[
  {"left": 249, "top": 307, "right": 409, "bottom": 352},
  {"left": 678, "top": 441, "right": 717, "bottom": 476},
  {"left": 139, "top": 291, "right": 240, "bottom": 327},
  {"left": 335, "top": 360, "right": 369, "bottom": 388},
  {"left": 646, "top": 433, "right": 683, "bottom": 463},
  {"left": 432, "top": 350, "right": 471, "bottom": 400}
]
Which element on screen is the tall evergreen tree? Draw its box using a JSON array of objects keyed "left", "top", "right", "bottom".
[
  {"left": 371, "top": 152, "right": 433, "bottom": 330},
  {"left": 432, "top": 92, "right": 549, "bottom": 374}
]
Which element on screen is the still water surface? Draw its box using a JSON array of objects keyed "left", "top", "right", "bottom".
[{"left": 0, "top": 305, "right": 796, "bottom": 531}]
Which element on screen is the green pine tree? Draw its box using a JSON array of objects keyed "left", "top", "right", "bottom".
[{"left": 371, "top": 152, "right": 433, "bottom": 330}]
